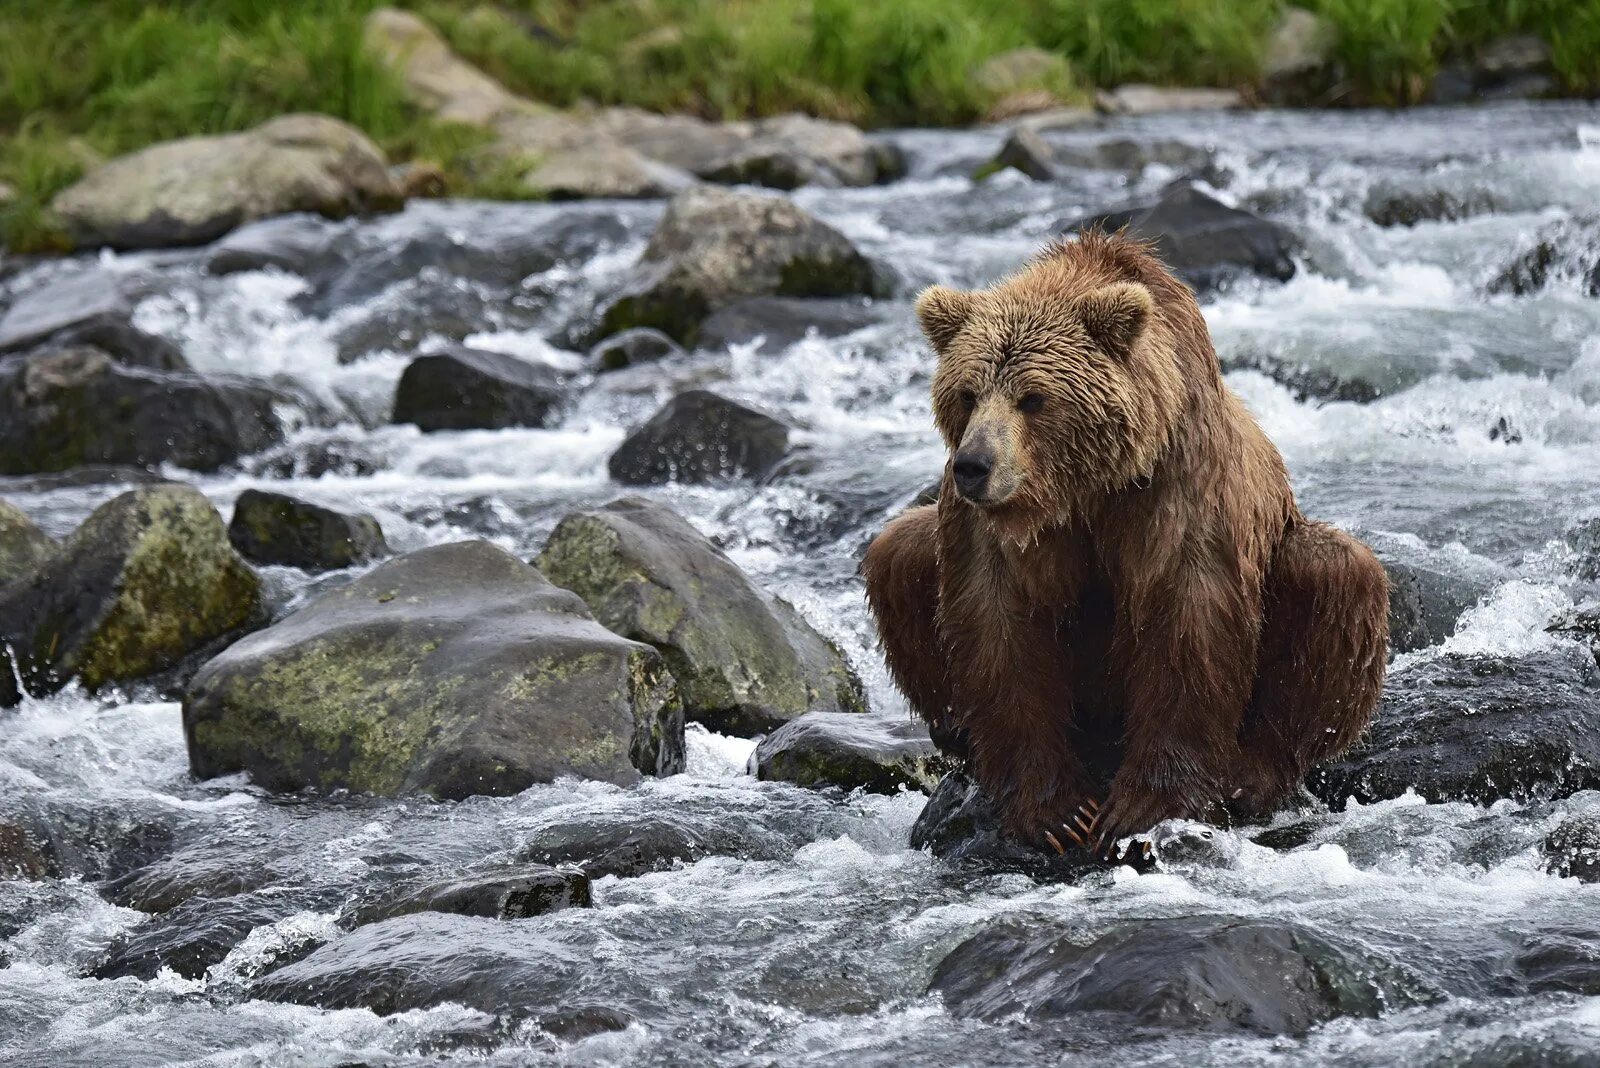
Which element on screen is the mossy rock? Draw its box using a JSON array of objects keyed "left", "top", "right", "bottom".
[
  {"left": 597, "top": 186, "right": 876, "bottom": 346},
  {"left": 183, "top": 540, "right": 684, "bottom": 799},
  {"left": 0, "top": 485, "right": 262, "bottom": 706},
  {"left": 0, "top": 499, "right": 57, "bottom": 588},
  {"left": 228, "top": 489, "right": 387, "bottom": 572},
  {"left": 538, "top": 497, "right": 864, "bottom": 736},
  {"left": 753, "top": 711, "right": 950, "bottom": 793}
]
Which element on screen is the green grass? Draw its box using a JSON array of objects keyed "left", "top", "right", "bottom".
[{"left": 2, "top": 0, "right": 1596, "bottom": 250}]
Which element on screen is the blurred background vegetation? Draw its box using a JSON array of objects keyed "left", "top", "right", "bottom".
[{"left": 3, "top": 0, "right": 1596, "bottom": 248}]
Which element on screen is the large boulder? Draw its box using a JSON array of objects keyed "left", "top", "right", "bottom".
[
  {"left": 753, "top": 712, "right": 945, "bottom": 793},
  {"left": 598, "top": 187, "right": 876, "bottom": 345},
  {"left": 1308, "top": 646, "right": 1600, "bottom": 807},
  {"left": 698, "top": 114, "right": 887, "bottom": 190},
  {"left": 1380, "top": 558, "right": 1490, "bottom": 654},
  {"left": 183, "top": 540, "right": 684, "bottom": 798},
  {"left": 0, "top": 347, "right": 283, "bottom": 474},
  {"left": 0, "top": 486, "right": 262, "bottom": 706},
  {"left": 0, "top": 270, "right": 185, "bottom": 369},
  {"left": 51, "top": 114, "right": 401, "bottom": 250},
  {"left": 537, "top": 497, "right": 864, "bottom": 735},
  {"left": 608, "top": 390, "right": 791, "bottom": 486},
  {"left": 392, "top": 346, "right": 565, "bottom": 432},
  {"left": 929, "top": 916, "right": 1424, "bottom": 1035},
  {"left": 0, "top": 500, "right": 56, "bottom": 588},
  {"left": 227, "top": 489, "right": 387, "bottom": 572}
]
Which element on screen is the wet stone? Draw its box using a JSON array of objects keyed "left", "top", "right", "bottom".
[
  {"left": 591, "top": 327, "right": 682, "bottom": 372},
  {"left": 754, "top": 712, "right": 947, "bottom": 793},
  {"left": 608, "top": 389, "right": 791, "bottom": 486},
  {"left": 392, "top": 345, "right": 565, "bottom": 432},
  {"left": 696, "top": 296, "right": 885, "bottom": 354},
  {"left": 89, "top": 893, "right": 292, "bottom": 980},
  {"left": 1545, "top": 817, "right": 1600, "bottom": 882},
  {"left": 0, "top": 499, "right": 57, "bottom": 588},
  {"left": 228, "top": 489, "right": 387, "bottom": 572},
  {"left": 346, "top": 866, "right": 591, "bottom": 926}
]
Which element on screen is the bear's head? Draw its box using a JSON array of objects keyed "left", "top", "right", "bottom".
[{"left": 919, "top": 233, "right": 1186, "bottom": 538}]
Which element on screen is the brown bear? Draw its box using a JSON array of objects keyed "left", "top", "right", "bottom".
[{"left": 863, "top": 231, "right": 1388, "bottom": 857}]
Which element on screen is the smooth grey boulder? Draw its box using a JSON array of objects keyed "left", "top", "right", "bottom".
[
  {"left": 753, "top": 712, "right": 944, "bottom": 793},
  {"left": 183, "top": 540, "right": 684, "bottom": 798},
  {"left": 392, "top": 346, "right": 564, "bottom": 431},
  {"left": 346, "top": 867, "right": 591, "bottom": 926},
  {"left": 0, "top": 500, "right": 57, "bottom": 588},
  {"left": 228, "top": 489, "right": 387, "bottom": 571},
  {"left": 0, "top": 486, "right": 262, "bottom": 707},
  {"left": 977, "top": 126, "right": 1056, "bottom": 181},
  {"left": 0, "top": 348, "right": 283, "bottom": 475},
  {"left": 608, "top": 390, "right": 791, "bottom": 486},
  {"left": 598, "top": 187, "right": 876, "bottom": 345},
  {"left": 538, "top": 497, "right": 864, "bottom": 735}
]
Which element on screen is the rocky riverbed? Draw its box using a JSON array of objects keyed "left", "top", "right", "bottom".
[{"left": 2, "top": 100, "right": 1600, "bottom": 1065}]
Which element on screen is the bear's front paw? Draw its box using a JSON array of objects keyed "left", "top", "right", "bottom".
[{"left": 1039, "top": 797, "right": 1102, "bottom": 857}]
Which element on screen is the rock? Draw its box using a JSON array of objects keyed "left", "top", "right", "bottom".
[
  {"left": 0, "top": 270, "right": 184, "bottom": 367},
  {"left": 598, "top": 187, "right": 875, "bottom": 345},
  {"left": 753, "top": 712, "right": 945, "bottom": 793},
  {"left": 1434, "top": 35, "right": 1555, "bottom": 103},
  {"left": 1545, "top": 817, "right": 1600, "bottom": 882},
  {"left": 523, "top": 816, "right": 728, "bottom": 879},
  {"left": 591, "top": 328, "right": 682, "bottom": 372},
  {"left": 0, "top": 499, "right": 56, "bottom": 588},
  {"left": 26, "top": 318, "right": 187, "bottom": 372},
  {"left": 1364, "top": 185, "right": 1501, "bottom": 228},
  {"left": 392, "top": 346, "right": 565, "bottom": 431},
  {"left": 90, "top": 894, "right": 288, "bottom": 980},
  {"left": 1066, "top": 184, "right": 1297, "bottom": 292},
  {"left": 522, "top": 145, "right": 693, "bottom": 200},
  {"left": 228, "top": 489, "right": 387, "bottom": 572},
  {"left": 607, "top": 390, "right": 791, "bottom": 486},
  {"left": 1260, "top": 7, "right": 1338, "bottom": 106},
  {"left": 1513, "top": 926, "right": 1600, "bottom": 996},
  {"left": 0, "top": 180, "right": 14, "bottom": 207},
  {"left": 696, "top": 296, "right": 883, "bottom": 353},
  {"left": 976, "top": 126, "right": 1056, "bottom": 182},
  {"left": 390, "top": 161, "right": 448, "bottom": 200},
  {"left": 1013, "top": 107, "right": 1098, "bottom": 134},
  {"left": 1379, "top": 558, "right": 1487, "bottom": 653},
  {"left": 346, "top": 867, "right": 590, "bottom": 926},
  {"left": 929, "top": 916, "right": 1422, "bottom": 1035},
  {"left": 909, "top": 770, "right": 1101, "bottom": 878},
  {"left": 205, "top": 214, "right": 343, "bottom": 276},
  {"left": 0, "top": 485, "right": 262, "bottom": 706},
  {"left": 363, "top": 8, "right": 539, "bottom": 127},
  {"left": 1223, "top": 350, "right": 1383, "bottom": 405},
  {"left": 1488, "top": 217, "right": 1600, "bottom": 298},
  {"left": 1569, "top": 519, "right": 1600, "bottom": 581},
  {"left": 182, "top": 540, "right": 684, "bottom": 798},
  {"left": 974, "top": 48, "right": 1072, "bottom": 98},
  {"left": 984, "top": 90, "right": 1070, "bottom": 123},
  {"left": 538, "top": 497, "right": 864, "bottom": 735},
  {"left": 702, "top": 114, "right": 890, "bottom": 189},
  {"left": 243, "top": 434, "right": 384, "bottom": 480},
  {"left": 1052, "top": 138, "right": 1214, "bottom": 175},
  {"left": 1096, "top": 84, "right": 1243, "bottom": 114},
  {"left": 1308, "top": 647, "right": 1600, "bottom": 808},
  {"left": 0, "top": 822, "right": 56, "bottom": 880},
  {"left": 51, "top": 114, "right": 401, "bottom": 250},
  {"left": 0, "top": 348, "right": 283, "bottom": 475}
]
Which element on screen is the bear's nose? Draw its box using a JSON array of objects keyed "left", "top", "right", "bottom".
[{"left": 952, "top": 449, "right": 993, "bottom": 500}]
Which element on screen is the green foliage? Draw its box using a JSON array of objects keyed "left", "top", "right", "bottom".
[
  {"left": 1311, "top": 0, "right": 1455, "bottom": 103},
  {"left": 1025, "top": 0, "right": 1279, "bottom": 87}
]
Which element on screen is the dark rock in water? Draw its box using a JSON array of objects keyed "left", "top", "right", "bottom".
[
  {"left": 1308, "top": 647, "right": 1600, "bottom": 807},
  {"left": 754, "top": 712, "right": 947, "bottom": 793},
  {"left": 598, "top": 186, "right": 876, "bottom": 345},
  {"left": 1489, "top": 217, "right": 1600, "bottom": 298},
  {"left": 0, "top": 822, "right": 57, "bottom": 880},
  {"left": 1065, "top": 184, "right": 1297, "bottom": 292},
  {"left": 1223, "top": 350, "right": 1383, "bottom": 405},
  {"left": 0, "top": 348, "right": 283, "bottom": 475},
  {"left": 330, "top": 284, "right": 542, "bottom": 365},
  {"left": 89, "top": 893, "right": 288, "bottom": 980},
  {"left": 591, "top": 327, "right": 682, "bottom": 372},
  {"left": 1513, "top": 926, "right": 1600, "bottom": 996},
  {"left": 910, "top": 770, "right": 1101, "bottom": 879},
  {"left": 1544, "top": 817, "right": 1600, "bottom": 882},
  {"left": 228, "top": 489, "right": 387, "bottom": 572},
  {"left": 609, "top": 390, "right": 791, "bottom": 485},
  {"left": 1363, "top": 185, "right": 1501, "bottom": 228},
  {"left": 243, "top": 434, "right": 384, "bottom": 479},
  {"left": 0, "top": 486, "right": 262, "bottom": 706},
  {"left": 929, "top": 916, "right": 1427, "bottom": 1035},
  {"left": 0, "top": 270, "right": 134, "bottom": 355},
  {"left": 347, "top": 867, "right": 590, "bottom": 926},
  {"left": 0, "top": 500, "right": 57, "bottom": 588},
  {"left": 524, "top": 817, "right": 724, "bottom": 879},
  {"left": 976, "top": 127, "right": 1057, "bottom": 181},
  {"left": 697, "top": 296, "right": 883, "bottom": 353},
  {"left": 1380, "top": 558, "right": 1488, "bottom": 654},
  {"left": 205, "top": 214, "right": 344, "bottom": 276},
  {"left": 392, "top": 346, "right": 564, "bottom": 432},
  {"left": 537, "top": 1007, "right": 634, "bottom": 1041},
  {"left": 1549, "top": 604, "right": 1600, "bottom": 653},
  {"left": 0, "top": 465, "right": 173, "bottom": 494},
  {"left": 183, "top": 540, "right": 684, "bottom": 798},
  {"left": 538, "top": 497, "right": 864, "bottom": 735}
]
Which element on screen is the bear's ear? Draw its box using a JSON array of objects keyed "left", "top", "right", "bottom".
[
  {"left": 915, "top": 285, "right": 975, "bottom": 351},
  {"left": 1078, "top": 282, "right": 1154, "bottom": 357}
]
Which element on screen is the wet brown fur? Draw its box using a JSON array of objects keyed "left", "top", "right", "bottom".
[{"left": 862, "top": 232, "right": 1389, "bottom": 850}]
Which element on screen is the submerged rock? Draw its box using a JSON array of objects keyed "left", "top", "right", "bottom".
[
  {"left": 0, "top": 499, "right": 57, "bottom": 588},
  {"left": 590, "top": 327, "right": 682, "bottom": 372},
  {"left": 90, "top": 893, "right": 291, "bottom": 980},
  {"left": 909, "top": 770, "right": 1100, "bottom": 878},
  {"left": 1380, "top": 558, "right": 1489, "bottom": 654},
  {"left": 608, "top": 390, "right": 791, "bottom": 486},
  {"left": 51, "top": 114, "right": 401, "bottom": 250},
  {"left": 346, "top": 867, "right": 591, "bottom": 926},
  {"left": 0, "top": 348, "right": 283, "bottom": 475},
  {"left": 1308, "top": 646, "right": 1600, "bottom": 807},
  {"left": 538, "top": 497, "right": 864, "bottom": 735},
  {"left": 930, "top": 916, "right": 1425, "bottom": 1035},
  {"left": 0, "top": 270, "right": 185, "bottom": 370},
  {"left": 227, "top": 489, "right": 387, "bottom": 572},
  {"left": 183, "top": 540, "right": 684, "bottom": 798},
  {"left": 1544, "top": 817, "right": 1600, "bottom": 882},
  {"left": 0, "top": 486, "right": 262, "bottom": 706},
  {"left": 205, "top": 214, "right": 345, "bottom": 277},
  {"left": 696, "top": 296, "right": 884, "bottom": 353},
  {"left": 392, "top": 346, "right": 565, "bottom": 432},
  {"left": 0, "top": 822, "right": 57, "bottom": 880},
  {"left": 1488, "top": 216, "right": 1600, "bottom": 298},
  {"left": 754, "top": 712, "right": 945, "bottom": 793},
  {"left": 598, "top": 187, "right": 876, "bottom": 345}
]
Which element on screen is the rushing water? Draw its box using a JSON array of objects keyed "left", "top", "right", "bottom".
[{"left": 4, "top": 102, "right": 1600, "bottom": 1065}]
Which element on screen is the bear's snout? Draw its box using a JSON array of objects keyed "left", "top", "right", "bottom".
[{"left": 952, "top": 449, "right": 994, "bottom": 501}]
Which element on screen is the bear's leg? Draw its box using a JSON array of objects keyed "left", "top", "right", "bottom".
[
  {"left": 1235, "top": 520, "right": 1389, "bottom": 813},
  {"left": 862, "top": 505, "right": 968, "bottom": 757}
]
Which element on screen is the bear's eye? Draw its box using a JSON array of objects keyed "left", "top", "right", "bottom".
[
  {"left": 958, "top": 390, "right": 977, "bottom": 412},
  {"left": 1017, "top": 393, "right": 1046, "bottom": 414}
]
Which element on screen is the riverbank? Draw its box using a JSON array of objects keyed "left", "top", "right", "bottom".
[{"left": 2, "top": 0, "right": 1594, "bottom": 252}]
